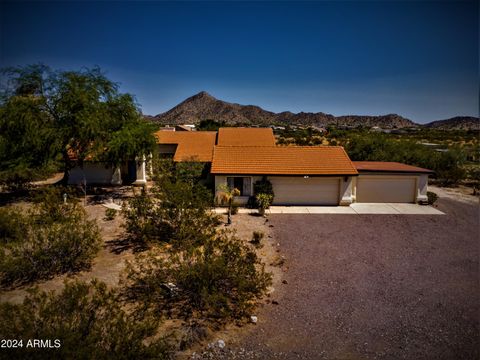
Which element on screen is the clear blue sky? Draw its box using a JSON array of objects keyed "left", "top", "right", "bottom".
[{"left": 1, "top": 1, "right": 478, "bottom": 123}]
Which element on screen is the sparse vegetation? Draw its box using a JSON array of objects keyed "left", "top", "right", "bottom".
[
  {"left": 251, "top": 231, "right": 265, "bottom": 247},
  {"left": 104, "top": 208, "right": 117, "bottom": 221},
  {"left": 427, "top": 191, "right": 438, "bottom": 205},
  {"left": 0, "top": 280, "right": 171, "bottom": 359},
  {"left": 0, "top": 188, "right": 101, "bottom": 288},
  {"left": 123, "top": 181, "right": 218, "bottom": 249},
  {"left": 123, "top": 232, "right": 272, "bottom": 324},
  {"left": 216, "top": 184, "right": 241, "bottom": 224}
]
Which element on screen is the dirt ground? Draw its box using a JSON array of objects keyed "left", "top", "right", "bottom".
[
  {"left": 201, "top": 191, "right": 478, "bottom": 359},
  {"left": 0, "top": 198, "right": 282, "bottom": 357},
  {"left": 0, "top": 199, "right": 134, "bottom": 304},
  {"left": 1, "top": 185, "right": 478, "bottom": 359}
]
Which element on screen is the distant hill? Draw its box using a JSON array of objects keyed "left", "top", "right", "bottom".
[
  {"left": 147, "top": 91, "right": 477, "bottom": 130},
  {"left": 148, "top": 91, "right": 416, "bottom": 129},
  {"left": 424, "top": 116, "right": 480, "bottom": 131}
]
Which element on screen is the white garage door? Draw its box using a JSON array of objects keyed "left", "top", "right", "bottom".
[
  {"left": 270, "top": 177, "right": 340, "bottom": 205},
  {"left": 356, "top": 176, "right": 416, "bottom": 203}
]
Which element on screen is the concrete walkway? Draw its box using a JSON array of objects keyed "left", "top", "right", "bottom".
[{"left": 214, "top": 204, "right": 444, "bottom": 215}]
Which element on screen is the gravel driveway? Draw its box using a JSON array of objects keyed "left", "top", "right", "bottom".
[{"left": 225, "top": 197, "right": 479, "bottom": 359}]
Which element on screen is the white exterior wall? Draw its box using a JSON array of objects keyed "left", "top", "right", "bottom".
[
  {"left": 133, "top": 156, "right": 147, "bottom": 186},
  {"left": 417, "top": 174, "right": 429, "bottom": 204},
  {"left": 69, "top": 163, "right": 115, "bottom": 185},
  {"left": 339, "top": 176, "right": 354, "bottom": 206}
]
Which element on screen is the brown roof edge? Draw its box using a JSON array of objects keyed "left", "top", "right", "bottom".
[{"left": 353, "top": 161, "right": 434, "bottom": 174}]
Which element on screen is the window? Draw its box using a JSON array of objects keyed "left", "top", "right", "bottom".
[{"left": 226, "top": 177, "right": 252, "bottom": 196}]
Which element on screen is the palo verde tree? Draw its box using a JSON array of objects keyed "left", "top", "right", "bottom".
[{"left": 0, "top": 64, "right": 157, "bottom": 186}]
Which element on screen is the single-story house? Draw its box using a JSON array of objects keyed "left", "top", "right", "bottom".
[{"left": 155, "top": 127, "right": 433, "bottom": 205}]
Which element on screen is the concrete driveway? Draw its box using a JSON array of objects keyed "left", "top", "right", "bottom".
[
  {"left": 215, "top": 204, "right": 444, "bottom": 215},
  {"left": 268, "top": 203, "right": 444, "bottom": 215},
  {"left": 230, "top": 196, "right": 478, "bottom": 359}
]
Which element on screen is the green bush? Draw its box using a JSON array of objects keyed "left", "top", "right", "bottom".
[
  {"left": 231, "top": 202, "right": 239, "bottom": 215},
  {"left": 123, "top": 181, "right": 219, "bottom": 249},
  {"left": 104, "top": 208, "right": 117, "bottom": 221},
  {"left": 0, "top": 207, "right": 25, "bottom": 244},
  {"left": 253, "top": 178, "right": 274, "bottom": 198},
  {"left": 0, "top": 202, "right": 101, "bottom": 289},
  {"left": 256, "top": 193, "right": 274, "bottom": 210},
  {"left": 427, "top": 191, "right": 438, "bottom": 205},
  {"left": 123, "top": 231, "right": 272, "bottom": 323},
  {"left": 250, "top": 231, "right": 265, "bottom": 247},
  {"left": 0, "top": 280, "right": 171, "bottom": 360},
  {"left": 344, "top": 133, "right": 467, "bottom": 185}
]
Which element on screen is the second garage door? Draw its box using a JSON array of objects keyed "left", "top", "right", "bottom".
[
  {"left": 270, "top": 177, "right": 340, "bottom": 205},
  {"left": 356, "top": 176, "right": 416, "bottom": 203}
]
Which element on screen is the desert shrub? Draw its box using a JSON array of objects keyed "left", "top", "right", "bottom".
[
  {"left": 104, "top": 208, "right": 117, "bottom": 221},
  {"left": 0, "top": 280, "right": 171, "bottom": 360},
  {"left": 231, "top": 202, "right": 239, "bottom": 215},
  {"left": 175, "top": 161, "right": 207, "bottom": 184},
  {"left": 256, "top": 193, "right": 274, "bottom": 210},
  {"left": 123, "top": 231, "right": 272, "bottom": 323},
  {"left": 427, "top": 191, "right": 438, "bottom": 205},
  {"left": 250, "top": 231, "right": 265, "bottom": 247},
  {"left": 0, "top": 207, "right": 24, "bottom": 244},
  {"left": 253, "top": 178, "right": 274, "bottom": 198},
  {"left": 345, "top": 134, "right": 467, "bottom": 185},
  {"left": 0, "top": 202, "right": 101, "bottom": 288},
  {"left": 32, "top": 186, "right": 80, "bottom": 223},
  {"left": 123, "top": 181, "right": 219, "bottom": 249},
  {"left": 152, "top": 158, "right": 207, "bottom": 185}
]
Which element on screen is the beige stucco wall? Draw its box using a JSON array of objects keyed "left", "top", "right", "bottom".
[{"left": 215, "top": 175, "right": 355, "bottom": 206}]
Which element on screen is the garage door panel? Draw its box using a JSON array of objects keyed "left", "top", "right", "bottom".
[
  {"left": 356, "top": 176, "right": 416, "bottom": 203},
  {"left": 270, "top": 177, "right": 340, "bottom": 205}
]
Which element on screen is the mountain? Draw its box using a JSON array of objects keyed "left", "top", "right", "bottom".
[
  {"left": 148, "top": 91, "right": 474, "bottom": 129},
  {"left": 424, "top": 116, "right": 480, "bottom": 131}
]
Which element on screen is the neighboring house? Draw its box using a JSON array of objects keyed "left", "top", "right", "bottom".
[
  {"left": 175, "top": 124, "right": 195, "bottom": 131},
  {"left": 156, "top": 127, "right": 433, "bottom": 205}
]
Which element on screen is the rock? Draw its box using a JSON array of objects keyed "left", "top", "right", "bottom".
[
  {"left": 217, "top": 339, "right": 225, "bottom": 349},
  {"left": 272, "top": 300, "right": 279, "bottom": 305},
  {"left": 250, "top": 315, "right": 258, "bottom": 324},
  {"left": 282, "top": 279, "right": 288, "bottom": 284}
]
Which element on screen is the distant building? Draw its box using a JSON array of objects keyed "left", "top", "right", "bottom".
[{"left": 175, "top": 124, "right": 195, "bottom": 131}]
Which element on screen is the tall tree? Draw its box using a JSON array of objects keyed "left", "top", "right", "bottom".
[{"left": 0, "top": 64, "right": 156, "bottom": 186}]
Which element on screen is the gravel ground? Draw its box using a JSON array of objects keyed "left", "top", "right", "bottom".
[{"left": 204, "top": 196, "right": 479, "bottom": 359}]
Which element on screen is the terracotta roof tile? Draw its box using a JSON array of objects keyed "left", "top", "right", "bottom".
[
  {"left": 353, "top": 161, "right": 433, "bottom": 173},
  {"left": 217, "top": 128, "right": 276, "bottom": 146},
  {"left": 211, "top": 146, "right": 358, "bottom": 175},
  {"left": 155, "top": 131, "right": 217, "bottom": 162}
]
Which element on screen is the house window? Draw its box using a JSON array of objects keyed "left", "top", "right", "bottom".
[{"left": 227, "top": 177, "right": 252, "bottom": 196}]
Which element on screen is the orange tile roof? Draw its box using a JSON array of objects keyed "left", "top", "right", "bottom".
[
  {"left": 217, "top": 127, "right": 276, "bottom": 146},
  {"left": 353, "top": 161, "right": 433, "bottom": 174},
  {"left": 211, "top": 146, "right": 358, "bottom": 175},
  {"left": 155, "top": 131, "right": 217, "bottom": 162}
]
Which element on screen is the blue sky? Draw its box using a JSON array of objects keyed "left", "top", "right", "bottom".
[{"left": 0, "top": 1, "right": 478, "bottom": 123}]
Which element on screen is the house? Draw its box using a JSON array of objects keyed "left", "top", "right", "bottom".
[{"left": 156, "top": 127, "right": 433, "bottom": 205}]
